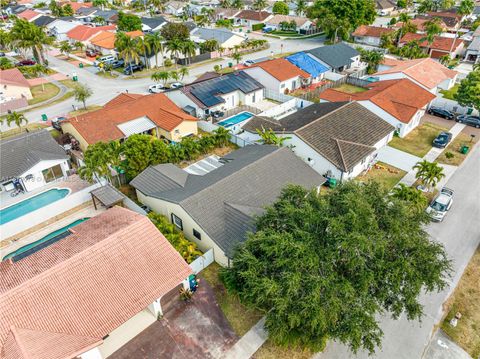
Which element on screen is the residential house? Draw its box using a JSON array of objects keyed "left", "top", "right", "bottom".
[
  {"left": 165, "top": 71, "right": 264, "bottom": 118},
  {"left": 0, "top": 68, "right": 32, "bottom": 100},
  {"left": 92, "top": 9, "right": 119, "bottom": 24},
  {"left": 233, "top": 10, "right": 272, "bottom": 29},
  {"left": 89, "top": 30, "right": 143, "bottom": 55},
  {"left": 0, "top": 207, "right": 193, "bottom": 359},
  {"left": 164, "top": 0, "right": 185, "bottom": 16},
  {"left": 46, "top": 19, "right": 82, "bottom": 41},
  {"left": 374, "top": 57, "right": 457, "bottom": 93},
  {"left": 242, "top": 102, "right": 395, "bottom": 180},
  {"left": 243, "top": 58, "right": 311, "bottom": 93},
  {"left": 264, "top": 14, "right": 314, "bottom": 33},
  {"left": 32, "top": 15, "right": 56, "bottom": 27},
  {"left": 213, "top": 7, "right": 241, "bottom": 20},
  {"left": 0, "top": 130, "right": 70, "bottom": 193},
  {"left": 319, "top": 79, "right": 436, "bottom": 137},
  {"left": 141, "top": 16, "right": 168, "bottom": 33},
  {"left": 66, "top": 24, "right": 116, "bottom": 46},
  {"left": 17, "top": 9, "right": 42, "bottom": 21},
  {"left": 352, "top": 25, "right": 395, "bottom": 47},
  {"left": 60, "top": 1, "right": 93, "bottom": 13},
  {"left": 131, "top": 145, "right": 326, "bottom": 266},
  {"left": 3, "top": 4, "right": 27, "bottom": 15},
  {"left": 376, "top": 0, "right": 396, "bottom": 16},
  {"left": 190, "top": 27, "right": 246, "bottom": 50},
  {"left": 61, "top": 93, "right": 197, "bottom": 150},
  {"left": 305, "top": 43, "right": 362, "bottom": 74},
  {"left": 399, "top": 33, "right": 465, "bottom": 59},
  {"left": 73, "top": 5, "right": 98, "bottom": 22},
  {"left": 285, "top": 52, "right": 329, "bottom": 83},
  {"left": 424, "top": 10, "right": 463, "bottom": 31},
  {"left": 464, "top": 27, "right": 480, "bottom": 63},
  {"left": 393, "top": 18, "right": 448, "bottom": 33}
]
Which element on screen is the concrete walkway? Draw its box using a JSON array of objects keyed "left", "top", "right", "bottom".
[
  {"left": 376, "top": 146, "right": 422, "bottom": 172},
  {"left": 423, "top": 330, "right": 472, "bottom": 359},
  {"left": 221, "top": 317, "right": 268, "bottom": 359}
]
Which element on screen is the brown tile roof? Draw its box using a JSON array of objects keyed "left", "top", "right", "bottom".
[
  {"left": 266, "top": 15, "right": 310, "bottom": 27},
  {"left": 90, "top": 30, "right": 143, "bottom": 49},
  {"left": 0, "top": 207, "right": 192, "bottom": 359},
  {"left": 66, "top": 24, "right": 116, "bottom": 41},
  {"left": 248, "top": 58, "right": 310, "bottom": 81},
  {"left": 375, "top": 57, "right": 457, "bottom": 89},
  {"left": 399, "top": 33, "right": 464, "bottom": 51},
  {"left": 0, "top": 68, "right": 30, "bottom": 88},
  {"left": 319, "top": 79, "right": 435, "bottom": 124},
  {"left": 61, "top": 1, "right": 92, "bottom": 12},
  {"left": 65, "top": 93, "right": 197, "bottom": 145},
  {"left": 352, "top": 25, "right": 394, "bottom": 38},
  {"left": 17, "top": 9, "right": 40, "bottom": 21},
  {"left": 424, "top": 12, "right": 461, "bottom": 27},
  {"left": 235, "top": 10, "right": 271, "bottom": 21}
]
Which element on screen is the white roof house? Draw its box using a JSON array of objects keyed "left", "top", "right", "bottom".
[{"left": 46, "top": 19, "right": 81, "bottom": 41}]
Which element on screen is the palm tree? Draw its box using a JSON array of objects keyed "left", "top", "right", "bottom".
[
  {"left": 179, "top": 67, "right": 189, "bottom": 80},
  {"left": 232, "top": 52, "right": 242, "bottom": 64},
  {"left": 219, "top": 0, "right": 230, "bottom": 7},
  {"left": 166, "top": 39, "right": 183, "bottom": 68},
  {"left": 256, "top": 126, "right": 291, "bottom": 146},
  {"left": 92, "top": 16, "right": 106, "bottom": 25},
  {"left": 413, "top": 160, "right": 445, "bottom": 191},
  {"left": 295, "top": 0, "right": 306, "bottom": 16},
  {"left": 10, "top": 19, "right": 53, "bottom": 65},
  {"left": 59, "top": 41, "right": 72, "bottom": 58},
  {"left": 28, "top": 64, "right": 48, "bottom": 91},
  {"left": 169, "top": 70, "right": 179, "bottom": 82},
  {"left": 136, "top": 36, "right": 151, "bottom": 69},
  {"left": 181, "top": 40, "right": 196, "bottom": 65},
  {"left": 231, "top": 0, "right": 244, "bottom": 9},
  {"left": 6, "top": 111, "right": 28, "bottom": 132},
  {"left": 253, "top": 0, "right": 267, "bottom": 11},
  {"left": 423, "top": 18, "right": 443, "bottom": 45},
  {"left": 145, "top": 32, "right": 164, "bottom": 68},
  {"left": 213, "top": 127, "right": 231, "bottom": 147},
  {"left": 151, "top": 70, "right": 170, "bottom": 86},
  {"left": 115, "top": 32, "right": 141, "bottom": 72},
  {"left": 74, "top": 41, "right": 85, "bottom": 52},
  {"left": 448, "top": 0, "right": 474, "bottom": 57},
  {"left": 358, "top": 48, "right": 385, "bottom": 74}
]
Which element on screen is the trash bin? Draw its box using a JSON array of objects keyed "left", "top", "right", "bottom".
[
  {"left": 72, "top": 75, "right": 78, "bottom": 81},
  {"left": 328, "top": 178, "right": 337, "bottom": 188},
  {"left": 460, "top": 145, "right": 469, "bottom": 154},
  {"left": 228, "top": 62, "right": 233, "bottom": 68},
  {"left": 79, "top": 63, "right": 83, "bottom": 68},
  {"left": 41, "top": 114, "right": 47, "bottom": 122}
]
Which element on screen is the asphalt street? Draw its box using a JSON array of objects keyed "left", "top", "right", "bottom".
[{"left": 315, "top": 143, "right": 480, "bottom": 359}]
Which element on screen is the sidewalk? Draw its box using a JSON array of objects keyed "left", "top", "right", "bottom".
[{"left": 221, "top": 317, "right": 268, "bottom": 359}]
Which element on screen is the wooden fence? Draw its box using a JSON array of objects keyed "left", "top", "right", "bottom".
[{"left": 297, "top": 76, "right": 372, "bottom": 102}]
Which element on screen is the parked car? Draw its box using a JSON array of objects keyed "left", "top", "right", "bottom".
[
  {"left": 243, "top": 60, "right": 255, "bottom": 67},
  {"left": 94, "top": 55, "right": 116, "bottom": 67},
  {"left": 456, "top": 115, "right": 480, "bottom": 128},
  {"left": 148, "top": 83, "right": 169, "bottom": 93},
  {"left": 15, "top": 59, "right": 36, "bottom": 66},
  {"left": 428, "top": 107, "right": 455, "bottom": 120},
  {"left": 426, "top": 187, "right": 453, "bottom": 222},
  {"left": 85, "top": 48, "right": 100, "bottom": 57},
  {"left": 110, "top": 59, "right": 124, "bottom": 69},
  {"left": 262, "top": 27, "right": 273, "bottom": 33},
  {"left": 51, "top": 116, "right": 67, "bottom": 131},
  {"left": 0, "top": 52, "right": 5, "bottom": 57},
  {"left": 124, "top": 62, "right": 144, "bottom": 75},
  {"left": 432, "top": 131, "right": 452, "bottom": 148},
  {"left": 170, "top": 82, "right": 184, "bottom": 89}
]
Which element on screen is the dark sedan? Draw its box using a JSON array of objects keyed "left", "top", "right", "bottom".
[
  {"left": 456, "top": 115, "right": 480, "bottom": 128},
  {"left": 432, "top": 131, "right": 452, "bottom": 148},
  {"left": 15, "top": 59, "right": 36, "bottom": 66},
  {"left": 123, "top": 62, "right": 144, "bottom": 75},
  {"left": 428, "top": 107, "right": 455, "bottom": 120}
]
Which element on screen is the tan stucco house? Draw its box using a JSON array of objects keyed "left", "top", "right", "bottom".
[{"left": 0, "top": 68, "right": 32, "bottom": 100}]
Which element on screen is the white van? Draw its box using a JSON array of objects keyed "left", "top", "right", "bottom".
[{"left": 94, "top": 55, "right": 116, "bottom": 67}]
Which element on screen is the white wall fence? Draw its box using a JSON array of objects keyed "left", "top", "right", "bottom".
[
  {"left": 431, "top": 97, "right": 479, "bottom": 116},
  {"left": 198, "top": 120, "right": 255, "bottom": 147},
  {"left": 259, "top": 98, "right": 298, "bottom": 119},
  {"left": 1, "top": 182, "right": 102, "bottom": 240},
  {"left": 189, "top": 248, "right": 215, "bottom": 274}
]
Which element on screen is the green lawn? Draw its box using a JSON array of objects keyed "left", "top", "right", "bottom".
[
  {"left": 28, "top": 83, "right": 60, "bottom": 105},
  {"left": 389, "top": 123, "right": 448, "bottom": 157},
  {"left": 356, "top": 162, "right": 406, "bottom": 189},
  {"left": 436, "top": 132, "right": 478, "bottom": 166},
  {"left": 439, "top": 84, "right": 459, "bottom": 100},
  {"left": 0, "top": 123, "right": 49, "bottom": 139},
  {"left": 254, "top": 340, "right": 313, "bottom": 359},
  {"left": 335, "top": 83, "right": 368, "bottom": 94}
]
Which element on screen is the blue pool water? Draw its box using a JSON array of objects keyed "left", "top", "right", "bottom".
[
  {"left": 217, "top": 112, "right": 254, "bottom": 128},
  {"left": 0, "top": 188, "right": 70, "bottom": 225},
  {"left": 3, "top": 217, "right": 89, "bottom": 261}
]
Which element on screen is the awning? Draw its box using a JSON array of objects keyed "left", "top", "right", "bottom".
[
  {"left": 117, "top": 116, "right": 157, "bottom": 137},
  {"left": 90, "top": 184, "right": 125, "bottom": 210}
]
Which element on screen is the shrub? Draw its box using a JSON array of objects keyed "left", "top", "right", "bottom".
[
  {"left": 445, "top": 151, "right": 454, "bottom": 159},
  {"left": 163, "top": 58, "right": 173, "bottom": 67},
  {"left": 252, "top": 23, "right": 265, "bottom": 31}
]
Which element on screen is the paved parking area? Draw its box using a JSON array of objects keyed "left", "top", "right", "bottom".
[{"left": 110, "top": 278, "right": 238, "bottom": 359}]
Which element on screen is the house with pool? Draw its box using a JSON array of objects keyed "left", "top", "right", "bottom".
[
  {"left": 0, "top": 207, "right": 193, "bottom": 359},
  {"left": 0, "top": 130, "right": 70, "bottom": 194},
  {"left": 130, "top": 145, "right": 325, "bottom": 266}
]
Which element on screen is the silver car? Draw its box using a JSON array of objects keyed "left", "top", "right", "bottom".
[{"left": 426, "top": 187, "right": 453, "bottom": 222}]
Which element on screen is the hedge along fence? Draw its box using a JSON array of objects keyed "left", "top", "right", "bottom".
[{"left": 252, "top": 23, "right": 265, "bottom": 31}]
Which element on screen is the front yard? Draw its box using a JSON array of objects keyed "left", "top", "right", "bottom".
[
  {"left": 436, "top": 132, "right": 478, "bottom": 166},
  {"left": 28, "top": 83, "right": 60, "bottom": 105},
  {"left": 389, "top": 122, "right": 448, "bottom": 158},
  {"left": 356, "top": 162, "right": 406, "bottom": 190},
  {"left": 441, "top": 246, "right": 480, "bottom": 358}
]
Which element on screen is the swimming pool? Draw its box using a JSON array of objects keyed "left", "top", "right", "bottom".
[
  {"left": 0, "top": 188, "right": 70, "bottom": 225},
  {"left": 217, "top": 112, "right": 254, "bottom": 128},
  {"left": 2, "top": 217, "right": 89, "bottom": 261}
]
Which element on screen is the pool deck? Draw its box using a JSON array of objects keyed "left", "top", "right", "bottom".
[{"left": 0, "top": 204, "right": 105, "bottom": 259}]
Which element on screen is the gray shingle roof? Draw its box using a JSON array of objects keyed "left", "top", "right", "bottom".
[
  {"left": 305, "top": 43, "right": 360, "bottom": 69},
  {"left": 191, "top": 27, "right": 237, "bottom": 44},
  {"left": 0, "top": 130, "right": 68, "bottom": 180},
  {"left": 131, "top": 145, "right": 325, "bottom": 257},
  {"left": 33, "top": 15, "right": 56, "bottom": 27},
  {"left": 141, "top": 16, "right": 168, "bottom": 29}
]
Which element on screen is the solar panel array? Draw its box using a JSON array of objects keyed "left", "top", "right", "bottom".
[{"left": 189, "top": 72, "right": 263, "bottom": 108}]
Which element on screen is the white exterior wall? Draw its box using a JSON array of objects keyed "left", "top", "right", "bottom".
[
  {"left": 136, "top": 191, "right": 230, "bottom": 266},
  {"left": 80, "top": 348, "right": 103, "bottom": 359},
  {"left": 243, "top": 89, "right": 264, "bottom": 105},
  {"left": 243, "top": 67, "right": 281, "bottom": 92},
  {"left": 19, "top": 159, "right": 69, "bottom": 192},
  {"left": 373, "top": 72, "right": 457, "bottom": 94},
  {"left": 354, "top": 36, "right": 381, "bottom": 47},
  {"left": 164, "top": 90, "right": 202, "bottom": 116}
]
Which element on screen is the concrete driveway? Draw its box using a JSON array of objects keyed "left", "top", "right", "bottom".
[
  {"left": 424, "top": 330, "right": 472, "bottom": 359},
  {"left": 314, "top": 144, "right": 480, "bottom": 359},
  {"left": 376, "top": 146, "right": 421, "bottom": 171}
]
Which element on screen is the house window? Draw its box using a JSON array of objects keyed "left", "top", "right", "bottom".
[
  {"left": 193, "top": 229, "right": 201, "bottom": 240},
  {"left": 281, "top": 83, "right": 285, "bottom": 88},
  {"left": 252, "top": 92, "right": 256, "bottom": 102},
  {"left": 171, "top": 213, "right": 183, "bottom": 230}
]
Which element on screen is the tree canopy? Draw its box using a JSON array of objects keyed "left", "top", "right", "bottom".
[
  {"left": 454, "top": 68, "right": 480, "bottom": 111},
  {"left": 160, "top": 22, "right": 190, "bottom": 41},
  {"left": 222, "top": 182, "right": 451, "bottom": 354},
  {"left": 273, "top": 1, "right": 289, "bottom": 14},
  {"left": 117, "top": 11, "right": 142, "bottom": 31}
]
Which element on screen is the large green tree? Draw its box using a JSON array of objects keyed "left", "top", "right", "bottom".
[
  {"left": 273, "top": 1, "right": 289, "bottom": 14},
  {"left": 454, "top": 68, "right": 480, "bottom": 111},
  {"left": 160, "top": 22, "right": 190, "bottom": 41},
  {"left": 117, "top": 11, "right": 142, "bottom": 31},
  {"left": 307, "top": 0, "right": 376, "bottom": 42},
  {"left": 120, "top": 134, "right": 155, "bottom": 178},
  {"left": 357, "top": 48, "right": 384, "bottom": 74},
  {"left": 10, "top": 19, "right": 53, "bottom": 65},
  {"left": 73, "top": 83, "right": 93, "bottom": 109},
  {"left": 222, "top": 182, "right": 451, "bottom": 354}
]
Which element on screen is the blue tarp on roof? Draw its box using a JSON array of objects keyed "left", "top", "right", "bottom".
[{"left": 286, "top": 52, "right": 329, "bottom": 78}]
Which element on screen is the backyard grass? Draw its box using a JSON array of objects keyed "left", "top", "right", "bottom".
[
  {"left": 356, "top": 162, "right": 406, "bottom": 190},
  {"left": 436, "top": 132, "right": 478, "bottom": 166},
  {"left": 28, "top": 83, "right": 60, "bottom": 105},
  {"left": 254, "top": 340, "right": 313, "bottom": 359},
  {"left": 69, "top": 105, "right": 103, "bottom": 116},
  {"left": 441, "top": 246, "right": 480, "bottom": 358},
  {"left": 0, "top": 123, "right": 49, "bottom": 139},
  {"left": 200, "top": 263, "right": 264, "bottom": 336},
  {"left": 389, "top": 122, "right": 448, "bottom": 157},
  {"left": 335, "top": 83, "right": 368, "bottom": 94},
  {"left": 59, "top": 79, "right": 78, "bottom": 89},
  {"left": 439, "top": 84, "right": 459, "bottom": 100}
]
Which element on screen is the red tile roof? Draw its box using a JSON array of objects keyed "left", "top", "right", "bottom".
[
  {"left": 90, "top": 30, "right": 143, "bottom": 49},
  {"left": 66, "top": 93, "right": 197, "bottom": 145},
  {"left": 17, "top": 9, "right": 40, "bottom": 21},
  {"left": 0, "top": 207, "right": 192, "bottom": 359},
  {"left": 375, "top": 57, "right": 457, "bottom": 89},
  {"left": 248, "top": 58, "right": 310, "bottom": 81},
  {"left": 0, "top": 68, "right": 30, "bottom": 88},
  {"left": 399, "top": 33, "right": 464, "bottom": 51},
  {"left": 319, "top": 79, "right": 435, "bottom": 124},
  {"left": 352, "top": 25, "right": 394, "bottom": 38},
  {"left": 235, "top": 10, "right": 271, "bottom": 21},
  {"left": 61, "top": 1, "right": 93, "bottom": 12},
  {"left": 66, "top": 25, "right": 116, "bottom": 41}
]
